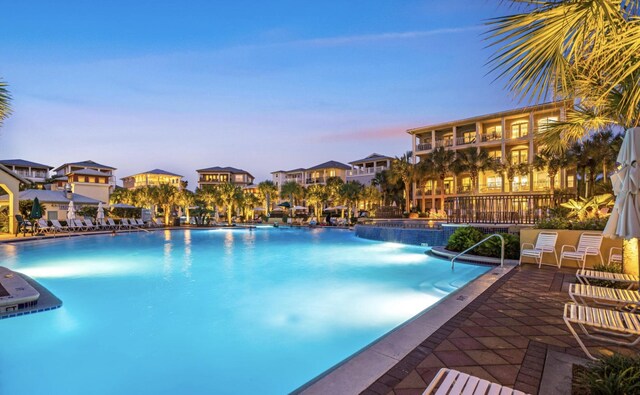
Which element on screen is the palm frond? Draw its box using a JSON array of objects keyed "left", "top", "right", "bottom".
[{"left": 0, "top": 80, "right": 12, "bottom": 125}]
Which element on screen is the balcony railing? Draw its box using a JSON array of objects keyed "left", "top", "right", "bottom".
[
  {"left": 456, "top": 137, "right": 475, "bottom": 146},
  {"left": 457, "top": 185, "right": 472, "bottom": 193},
  {"left": 435, "top": 139, "right": 454, "bottom": 148},
  {"left": 417, "top": 142, "right": 433, "bottom": 151},
  {"left": 479, "top": 184, "right": 503, "bottom": 193},
  {"left": 481, "top": 133, "right": 502, "bottom": 142},
  {"left": 306, "top": 177, "right": 326, "bottom": 184},
  {"left": 506, "top": 131, "right": 529, "bottom": 139},
  {"left": 444, "top": 193, "right": 576, "bottom": 224},
  {"left": 347, "top": 166, "right": 388, "bottom": 177}
]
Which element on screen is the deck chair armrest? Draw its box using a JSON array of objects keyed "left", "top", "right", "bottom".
[
  {"left": 521, "top": 243, "right": 534, "bottom": 250},
  {"left": 423, "top": 368, "right": 450, "bottom": 394},
  {"left": 561, "top": 245, "right": 576, "bottom": 254},
  {"left": 584, "top": 246, "right": 600, "bottom": 254},
  {"left": 609, "top": 247, "right": 622, "bottom": 255}
]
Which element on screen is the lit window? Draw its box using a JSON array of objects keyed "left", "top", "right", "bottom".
[
  {"left": 567, "top": 175, "right": 575, "bottom": 188},
  {"left": 511, "top": 120, "right": 528, "bottom": 138}
]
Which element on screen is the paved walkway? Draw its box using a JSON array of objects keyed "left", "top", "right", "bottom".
[{"left": 362, "top": 265, "right": 640, "bottom": 395}]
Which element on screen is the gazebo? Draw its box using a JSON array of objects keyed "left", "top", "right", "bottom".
[{"left": 0, "top": 163, "right": 29, "bottom": 234}]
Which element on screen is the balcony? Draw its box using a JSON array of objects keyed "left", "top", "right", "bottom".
[
  {"left": 479, "top": 183, "right": 503, "bottom": 193},
  {"left": 416, "top": 142, "right": 432, "bottom": 151},
  {"left": 506, "top": 131, "right": 529, "bottom": 140},
  {"left": 481, "top": 133, "right": 502, "bottom": 142},
  {"left": 347, "top": 166, "right": 388, "bottom": 177},
  {"left": 456, "top": 137, "right": 475, "bottom": 146},
  {"left": 435, "top": 139, "right": 454, "bottom": 148},
  {"left": 306, "top": 177, "right": 326, "bottom": 184},
  {"left": 457, "top": 185, "right": 472, "bottom": 194}
]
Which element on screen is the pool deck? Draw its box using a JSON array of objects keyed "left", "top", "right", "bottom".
[{"left": 360, "top": 264, "right": 640, "bottom": 395}]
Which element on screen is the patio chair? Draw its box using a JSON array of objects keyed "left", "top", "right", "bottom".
[
  {"left": 14, "top": 214, "right": 33, "bottom": 236},
  {"left": 608, "top": 247, "right": 623, "bottom": 266},
  {"left": 119, "top": 218, "right": 133, "bottom": 229},
  {"left": 559, "top": 232, "right": 604, "bottom": 269},
  {"left": 569, "top": 283, "right": 639, "bottom": 312},
  {"left": 519, "top": 231, "right": 559, "bottom": 268},
  {"left": 36, "top": 218, "right": 56, "bottom": 234},
  {"left": 423, "top": 368, "right": 529, "bottom": 395},
  {"left": 106, "top": 218, "right": 120, "bottom": 230},
  {"left": 74, "top": 219, "right": 89, "bottom": 231},
  {"left": 576, "top": 269, "right": 639, "bottom": 289},
  {"left": 66, "top": 219, "right": 80, "bottom": 232},
  {"left": 154, "top": 218, "right": 165, "bottom": 227},
  {"left": 563, "top": 303, "right": 640, "bottom": 360},
  {"left": 51, "top": 219, "right": 69, "bottom": 232},
  {"left": 135, "top": 218, "right": 147, "bottom": 227}
]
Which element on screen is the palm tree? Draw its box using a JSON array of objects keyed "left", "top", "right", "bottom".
[
  {"left": 175, "top": 189, "right": 195, "bottom": 223},
  {"left": 305, "top": 184, "right": 328, "bottom": 219},
  {"left": 588, "top": 130, "right": 623, "bottom": 185},
  {"left": 238, "top": 191, "right": 260, "bottom": 222},
  {"left": 360, "top": 185, "right": 381, "bottom": 212},
  {"left": 257, "top": 180, "right": 279, "bottom": 215},
  {"left": 109, "top": 187, "right": 135, "bottom": 206},
  {"left": 388, "top": 151, "right": 415, "bottom": 212},
  {"left": 339, "top": 181, "right": 364, "bottom": 220},
  {"left": 324, "top": 176, "right": 344, "bottom": 207},
  {"left": 0, "top": 79, "right": 11, "bottom": 126},
  {"left": 566, "top": 142, "right": 590, "bottom": 198},
  {"left": 533, "top": 149, "right": 569, "bottom": 206},
  {"left": 280, "top": 181, "right": 304, "bottom": 214},
  {"left": 415, "top": 156, "right": 436, "bottom": 212},
  {"left": 154, "top": 184, "right": 179, "bottom": 226},
  {"left": 195, "top": 186, "right": 220, "bottom": 223},
  {"left": 488, "top": 1, "right": 640, "bottom": 150},
  {"left": 451, "top": 148, "right": 492, "bottom": 194},
  {"left": 430, "top": 147, "right": 456, "bottom": 211},
  {"left": 217, "top": 182, "right": 242, "bottom": 225}
]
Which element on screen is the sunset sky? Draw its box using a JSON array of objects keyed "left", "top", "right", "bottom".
[{"left": 0, "top": 1, "right": 520, "bottom": 187}]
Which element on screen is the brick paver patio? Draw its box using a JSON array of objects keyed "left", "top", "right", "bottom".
[{"left": 362, "top": 265, "right": 640, "bottom": 395}]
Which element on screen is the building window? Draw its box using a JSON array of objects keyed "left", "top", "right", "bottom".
[
  {"left": 537, "top": 116, "right": 558, "bottom": 132},
  {"left": 511, "top": 120, "right": 528, "bottom": 138},
  {"left": 567, "top": 175, "right": 575, "bottom": 188},
  {"left": 483, "top": 125, "right": 502, "bottom": 141},
  {"left": 487, "top": 150, "right": 502, "bottom": 160},
  {"left": 511, "top": 149, "right": 528, "bottom": 164},
  {"left": 486, "top": 176, "right": 502, "bottom": 189}
]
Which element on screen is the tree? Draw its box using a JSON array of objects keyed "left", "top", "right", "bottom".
[
  {"left": 324, "top": 176, "right": 344, "bottom": 206},
  {"left": 361, "top": 185, "right": 381, "bottom": 211},
  {"left": 430, "top": 147, "right": 456, "bottom": 211},
  {"left": 217, "top": 182, "right": 242, "bottom": 225},
  {"left": 110, "top": 187, "right": 135, "bottom": 206},
  {"left": 154, "top": 184, "right": 179, "bottom": 226},
  {"left": 305, "top": 184, "right": 328, "bottom": 219},
  {"left": 280, "top": 181, "right": 304, "bottom": 213},
  {"left": 388, "top": 151, "right": 415, "bottom": 212},
  {"left": 451, "top": 148, "right": 492, "bottom": 194},
  {"left": 488, "top": 1, "right": 640, "bottom": 151},
  {"left": 237, "top": 190, "right": 260, "bottom": 221},
  {"left": 372, "top": 170, "right": 402, "bottom": 206},
  {"left": 415, "top": 157, "right": 437, "bottom": 212},
  {"left": 196, "top": 185, "right": 221, "bottom": 222},
  {"left": 339, "top": 181, "right": 364, "bottom": 220},
  {"left": 533, "top": 149, "right": 568, "bottom": 205},
  {"left": 176, "top": 189, "right": 195, "bottom": 223},
  {"left": 257, "top": 180, "right": 279, "bottom": 215},
  {"left": 0, "top": 79, "right": 11, "bottom": 126}
]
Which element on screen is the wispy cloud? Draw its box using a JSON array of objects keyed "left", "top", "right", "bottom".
[{"left": 284, "top": 25, "right": 484, "bottom": 47}]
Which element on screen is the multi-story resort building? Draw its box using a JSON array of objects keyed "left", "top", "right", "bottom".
[
  {"left": 408, "top": 101, "right": 576, "bottom": 222},
  {"left": 51, "top": 160, "right": 117, "bottom": 204},
  {"left": 121, "top": 169, "right": 184, "bottom": 190},
  {"left": 0, "top": 159, "right": 52, "bottom": 186},
  {"left": 271, "top": 160, "right": 351, "bottom": 190},
  {"left": 196, "top": 166, "right": 255, "bottom": 190},
  {"left": 346, "top": 153, "right": 392, "bottom": 186}
]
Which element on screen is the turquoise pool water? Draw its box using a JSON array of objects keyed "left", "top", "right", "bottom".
[{"left": 0, "top": 228, "right": 489, "bottom": 394}]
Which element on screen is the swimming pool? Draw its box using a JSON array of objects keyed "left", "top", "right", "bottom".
[{"left": 0, "top": 228, "right": 489, "bottom": 394}]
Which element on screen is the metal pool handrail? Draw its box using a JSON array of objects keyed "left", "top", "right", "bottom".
[{"left": 451, "top": 233, "right": 504, "bottom": 270}]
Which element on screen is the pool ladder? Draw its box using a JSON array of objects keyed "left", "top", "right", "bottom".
[{"left": 451, "top": 234, "right": 504, "bottom": 270}]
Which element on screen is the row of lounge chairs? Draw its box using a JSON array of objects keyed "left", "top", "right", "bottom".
[
  {"left": 520, "top": 231, "right": 620, "bottom": 269},
  {"left": 34, "top": 218, "right": 166, "bottom": 234}
]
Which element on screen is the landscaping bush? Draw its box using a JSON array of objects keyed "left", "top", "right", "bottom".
[
  {"left": 446, "top": 227, "right": 484, "bottom": 252},
  {"left": 574, "top": 354, "right": 640, "bottom": 395},
  {"left": 475, "top": 233, "right": 520, "bottom": 260},
  {"left": 571, "top": 217, "right": 609, "bottom": 230},
  {"left": 535, "top": 217, "right": 571, "bottom": 230},
  {"left": 535, "top": 216, "right": 608, "bottom": 231}
]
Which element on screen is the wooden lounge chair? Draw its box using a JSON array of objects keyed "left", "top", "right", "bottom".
[
  {"left": 563, "top": 303, "right": 640, "bottom": 360},
  {"left": 576, "top": 269, "right": 639, "bottom": 289},
  {"left": 569, "top": 283, "right": 639, "bottom": 312},
  {"left": 423, "top": 368, "right": 529, "bottom": 395},
  {"left": 520, "top": 231, "right": 559, "bottom": 268},
  {"left": 559, "top": 232, "right": 604, "bottom": 269}
]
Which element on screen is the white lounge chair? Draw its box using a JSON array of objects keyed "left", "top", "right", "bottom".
[
  {"left": 559, "top": 232, "right": 604, "bottom": 269},
  {"left": 51, "top": 219, "right": 69, "bottom": 232},
  {"left": 520, "top": 231, "right": 559, "bottom": 268},
  {"left": 576, "top": 269, "right": 640, "bottom": 289},
  {"left": 563, "top": 303, "right": 640, "bottom": 360},
  {"left": 66, "top": 220, "right": 80, "bottom": 232},
  {"left": 119, "top": 218, "right": 133, "bottom": 229},
  {"left": 36, "top": 219, "right": 56, "bottom": 234},
  {"left": 106, "top": 218, "right": 120, "bottom": 230},
  {"left": 135, "top": 218, "right": 146, "bottom": 227},
  {"left": 154, "top": 218, "right": 165, "bottom": 227},
  {"left": 423, "top": 368, "right": 529, "bottom": 395},
  {"left": 569, "top": 283, "right": 639, "bottom": 312},
  {"left": 608, "top": 247, "right": 623, "bottom": 265},
  {"left": 74, "top": 219, "right": 89, "bottom": 231},
  {"left": 83, "top": 218, "right": 99, "bottom": 231}
]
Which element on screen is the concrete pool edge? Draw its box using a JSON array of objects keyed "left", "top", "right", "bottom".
[{"left": 294, "top": 263, "right": 518, "bottom": 395}]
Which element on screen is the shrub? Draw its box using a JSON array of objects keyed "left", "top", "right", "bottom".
[
  {"left": 574, "top": 354, "right": 640, "bottom": 395},
  {"left": 571, "top": 217, "right": 608, "bottom": 230},
  {"left": 446, "top": 227, "right": 484, "bottom": 252},
  {"left": 475, "top": 233, "right": 520, "bottom": 260},
  {"left": 535, "top": 217, "right": 571, "bottom": 229},
  {"left": 535, "top": 216, "right": 608, "bottom": 231}
]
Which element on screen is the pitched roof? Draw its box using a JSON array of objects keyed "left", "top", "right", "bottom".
[
  {"left": 306, "top": 160, "right": 350, "bottom": 171},
  {"left": 197, "top": 166, "right": 254, "bottom": 179},
  {"left": 121, "top": 169, "right": 183, "bottom": 179},
  {"left": 0, "top": 164, "right": 30, "bottom": 184},
  {"left": 0, "top": 159, "right": 53, "bottom": 170},
  {"left": 53, "top": 160, "right": 116, "bottom": 173},
  {"left": 0, "top": 189, "right": 102, "bottom": 204},
  {"left": 349, "top": 153, "right": 392, "bottom": 165},
  {"left": 68, "top": 168, "right": 112, "bottom": 176}
]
